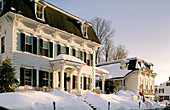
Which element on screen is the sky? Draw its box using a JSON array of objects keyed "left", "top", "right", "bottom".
[{"left": 46, "top": 0, "right": 170, "bottom": 85}]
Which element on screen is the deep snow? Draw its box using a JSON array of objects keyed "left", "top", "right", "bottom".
[{"left": 0, "top": 90, "right": 166, "bottom": 110}]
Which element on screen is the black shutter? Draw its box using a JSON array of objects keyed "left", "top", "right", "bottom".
[
  {"left": 72, "top": 49, "right": 76, "bottom": 56},
  {"left": 39, "top": 38, "right": 43, "bottom": 55},
  {"left": 66, "top": 47, "right": 69, "bottom": 55},
  {"left": 21, "top": 33, "right": 25, "bottom": 51},
  {"left": 91, "top": 54, "right": 93, "bottom": 66},
  {"left": 39, "top": 70, "right": 43, "bottom": 87},
  {"left": 50, "top": 72, "right": 53, "bottom": 88},
  {"left": 33, "top": 37, "right": 37, "bottom": 54},
  {"left": 50, "top": 42, "right": 53, "bottom": 58},
  {"left": 1, "top": 37, "right": 4, "bottom": 54},
  {"left": 33, "top": 69, "right": 37, "bottom": 87},
  {"left": 57, "top": 44, "right": 61, "bottom": 55},
  {"left": 20, "top": 67, "right": 25, "bottom": 86},
  {"left": 73, "top": 75, "right": 75, "bottom": 89},
  {"left": 84, "top": 77, "right": 86, "bottom": 90},
  {"left": 80, "top": 51, "right": 83, "bottom": 60},
  {"left": 84, "top": 52, "right": 86, "bottom": 63}
]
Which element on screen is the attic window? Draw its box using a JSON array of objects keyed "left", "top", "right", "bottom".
[
  {"left": 80, "top": 21, "right": 89, "bottom": 38},
  {"left": 0, "top": 0, "right": 5, "bottom": 14},
  {"left": 35, "top": 1, "right": 45, "bottom": 21}
]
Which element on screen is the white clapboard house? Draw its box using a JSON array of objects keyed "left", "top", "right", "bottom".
[{"left": 0, "top": 0, "right": 108, "bottom": 95}]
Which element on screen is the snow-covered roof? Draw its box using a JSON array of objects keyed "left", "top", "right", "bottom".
[
  {"left": 51, "top": 54, "right": 86, "bottom": 64},
  {"left": 97, "top": 57, "right": 154, "bottom": 79},
  {"left": 99, "top": 63, "right": 132, "bottom": 79},
  {"left": 95, "top": 67, "right": 109, "bottom": 74}
]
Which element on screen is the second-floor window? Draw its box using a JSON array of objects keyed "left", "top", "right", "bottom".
[
  {"left": 57, "top": 44, "right": 69, "bottom": 55},
  {"left": 39, "top": 38, "right": 53, "bottom": 58},
  {"left": 1, "top": 36, "right": 4, "bottom": 54},
  {"left": 166, "top": 83, "right": 170, "bottom": 86},
  {"left": 21, "top": 33, "right": 37, "bottom": 54},
  {"left": 159, "top": 88, "right": 164, "bottom": 93}
]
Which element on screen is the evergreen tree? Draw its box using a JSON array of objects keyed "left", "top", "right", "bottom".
[{"left": 0, "top": 58, "right": 19, "bottom": 93}]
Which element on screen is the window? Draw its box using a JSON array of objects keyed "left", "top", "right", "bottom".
[
  {"left": 80, "top": 21, "right": 89, "bottom": 38},
  {"left": 25, "top": 35, "right": 33, "bottom": 53},
  {"left": 39, "top": 38, "right": 53, "bottom": 58},
  {"left": 21, "top": 33, "right": 37, "bottom": 54},
  {"left": 61, "top": 45, "right": 69, "bottom": 55},
  {"left": 159, "top": 88, "right": 164, "bottom": 93},
  {"left": 87, "top": 53, "right": 90, "bottom": 66},
  {"left": 166, "top": 83, "right": 170, "bottom": 86},
  {"left": 39, "top": 70, "right": 53, "bottom": 88},
  {"left": 0, "top": 0, "right": 5, "bottom": 14},
  {"left": 35, "top": 3, "right": 45, "bottom": 21},
  {"left": 20, "top": 68, "right": 37, "bottom": 87},
  {"left": 1, "top": 36, "right": 4, "bottom": 53},
  {"left": 43, "top": 40, "right": 49, "bottom": 57}
]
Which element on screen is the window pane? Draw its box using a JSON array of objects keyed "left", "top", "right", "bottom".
[
  {"left": 43, "top": 41, "right": 49, "bottom": 49},
  {"left": 61, "top": 46, "right": 66, "bottom": 54},
  {"left": 25, "top": 69, "right": 32, "bottom": 86},
  {"left": 76, "top": 50, "right": 80, "bottom": 58}
]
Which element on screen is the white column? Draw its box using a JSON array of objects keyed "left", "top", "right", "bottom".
[
  {"left": 36, "top": 69, "right": 39, "bottom": 87},
  {"left": 77, "top": 67, "right": 82, "bottom": 95},
  {"left": 122, "top": 79, "right": 124, "bottom": 90},
  {"left": 91, "top": 51, "right": 96, "bottom": 90},
  {"left": 56, "top": 71, "right": 59, "bottom": 88},
  {"left": 102, "top": 75, "right": 105, "bottom": 94},
  {"left": 82, "top": 75, "right": 84, "bottom": 90},
  {"left": 53, "top": 71, "right": 56, "bottom": 88},
  {"left": 60, "top": 64, "right": 65, "bottom": 91}
]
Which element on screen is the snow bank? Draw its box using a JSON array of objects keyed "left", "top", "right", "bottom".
[
  {"left": 81, "top": 90, "right": 165, "bottom": 110},
  {"left": 0, "top": 91, "right": 92, "bottom": 110}
]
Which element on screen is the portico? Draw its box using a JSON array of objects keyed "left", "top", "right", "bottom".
[{"left": 50, "top": 54, "right": 108, "bottom": 95}]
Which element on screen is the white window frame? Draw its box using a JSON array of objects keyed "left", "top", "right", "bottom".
[
  {"left": 35, "top": 2, "right": 45, "bottom": 21},
  {"left": 0, "top": 0, "right": 4, "bottom": 14}
]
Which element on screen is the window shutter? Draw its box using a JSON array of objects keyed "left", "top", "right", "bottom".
[
  {"left": 33, "top": 37, "right": 37, "bottom": 54},
  {"left": 50, "top": 72, "right": 53, "bottom": 88},
  {"left": 20, "top": 67, "right": 25, "bottom": 86},
  {"left": 1, "top": 37, "right": 4, "bottom": 54},
  {"left": 39, "top": 38, "right": 43, "bottom": 55},
  {"left": 33, "top": 69, "right": 37, "bottom": 87},
  {"left": 21, "top": 33, "right": 26, "bottom": 51},
  {"left": 39, "top": 70, "right": 43, "bottom": 87},
  {"left": 50, "top": 42, "right": 53, "bottom": 58},
  {"left": 57, "top": 44, "right": 61, "bottom": 55},
  {"left": 66, "top": 47, "right": 69, "bottom": 55},
  {"left": 72, "top": 48, "right": 76, "bottom": 56},
  {"left": 84, "top": 52, "right": 86, "bottom": 63},
  {"left": 80, "top": 51, "right": 83, "bottom": 60},
  {"left": 91, "top": 54, "right": 93, "bottom": 66}
]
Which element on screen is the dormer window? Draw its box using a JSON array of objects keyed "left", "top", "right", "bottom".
[
  {"left": 35, "top": 0, "right": 45, "bottom": 21},
  {"left": 79, "top": 21, "right": 89, "bottom": 38},
  {"left": 0, "top": 0, "right": 5, "bottom": 14}
]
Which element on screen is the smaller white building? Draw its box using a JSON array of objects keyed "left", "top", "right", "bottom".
[
  {"left": 155, "top": 77, "right": 170, "bottom": 101},
  {"left": 97, "top": 57, "right": 157, "bottom": 99}
]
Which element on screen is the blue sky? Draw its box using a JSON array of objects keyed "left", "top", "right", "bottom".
[{"left": 46, "top": 0, "right": 170, "bottom": 85}]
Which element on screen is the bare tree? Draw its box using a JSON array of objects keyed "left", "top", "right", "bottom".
[
  {"left": 103, "top": 38, "right": 114, "bottom": 62},
  {"left": 91, "top": 17, "right": 115, "bottom": 63},
  {"left": 111, "top": 45, "right": 128, "bottom": 60}
]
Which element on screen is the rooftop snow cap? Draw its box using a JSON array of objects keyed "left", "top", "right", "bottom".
[{"left": 51, "top": 54, "right": 86, "bottom": 64}]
